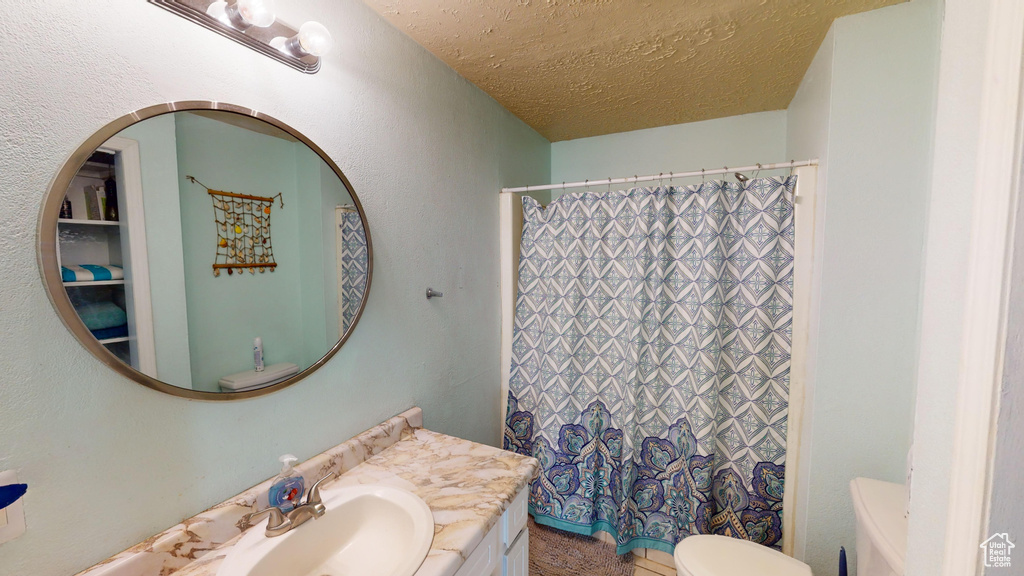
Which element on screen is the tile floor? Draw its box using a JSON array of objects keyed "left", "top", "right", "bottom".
[
  {"left": 631, "top": 548, "right": 677, "bottom": 576},
  {"left": 592, "top": 531, "right": 677, "bottom": 576}
]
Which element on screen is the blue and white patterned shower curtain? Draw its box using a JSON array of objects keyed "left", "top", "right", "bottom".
[
  {"left": 339, "top": 211, "right": 368, "bottom": 334},
  {"left": 504, "top": 177, "right": 796, "bottom": 555}
]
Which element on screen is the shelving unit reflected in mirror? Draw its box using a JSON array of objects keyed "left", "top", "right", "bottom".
[{"left": 56, "top": 146, "right": 156, "bottom": 373}]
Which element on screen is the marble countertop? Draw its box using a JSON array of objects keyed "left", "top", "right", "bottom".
[{"left": 171, "top": 428, "right": 538, "bottom": 576}]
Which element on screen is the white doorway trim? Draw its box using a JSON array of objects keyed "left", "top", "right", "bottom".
[
  {"left": 941, "top": 1, "right": 1024, "bottom": 574},
  {"left": 783, "top": 165, "right": 819, "bottom": 558},
  {"left": 498, "top": 192, "right": 524, "bottom": 444},
  {"left": 99, "top": 136, "right": 157, "bottom": 376}
]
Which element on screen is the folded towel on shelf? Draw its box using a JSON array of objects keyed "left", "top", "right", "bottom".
[
  {"left": 61, "top": 264, "right": 124, "bottom": 283},
  {"left": 75, "top": 302, "right": 127, "bottom": 330},
  {"left": 90, "top": 324, "right": 128, "bottom": 341}
]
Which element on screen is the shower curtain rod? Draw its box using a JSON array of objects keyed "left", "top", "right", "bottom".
[{"left": 500, "top": 159, "right": 818, "bottom": 193}]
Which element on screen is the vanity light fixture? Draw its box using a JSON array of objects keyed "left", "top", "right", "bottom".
[
  {"left": 270, "top": 21, "right": 335, "bottom": 58},
  {"left": 207, "top": 0, "right": 277, "bottom": 30},
  {"left": 148, "top": 0, "right": 333, "bottom": 74}
]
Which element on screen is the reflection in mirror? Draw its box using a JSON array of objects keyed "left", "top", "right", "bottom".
[{"left": 47, "top": 108, "right": 369, "bottom": 396}]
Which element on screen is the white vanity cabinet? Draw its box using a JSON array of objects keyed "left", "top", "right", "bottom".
[{"left": 453, "top": 487, "right": 529, "bottom": 576}]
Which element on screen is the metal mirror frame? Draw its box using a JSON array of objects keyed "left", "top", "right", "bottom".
[{"left": 37, "top": 101, "right": 373, "bottom": 400}]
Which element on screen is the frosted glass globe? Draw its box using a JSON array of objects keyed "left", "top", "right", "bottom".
[
  {"left": 237, "top": 0, "right": 276, "bottom": 28},
  {"left": 206, "top": 1, "right": 231, "bottom": 25},
  {"left": 269, "top": 36, "right": 288, "bottom": 51},
  {"left": 298, "top": 21, "right": 334, "bottom": 57}
]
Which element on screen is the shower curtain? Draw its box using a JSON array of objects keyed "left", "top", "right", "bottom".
[
  {"left": 504, "top": 177, "right": 796, "bottom": 555},
  {"left": 338, "top": 210, "right": 368, "bottom": 334}
]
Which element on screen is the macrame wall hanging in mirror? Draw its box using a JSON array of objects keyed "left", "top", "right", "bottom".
[
  {"left": 187, "top": 175, "right": 284, "bottom": 276},
  {"left": 38, "top": 102, "right": 372, "bottom": 399}
]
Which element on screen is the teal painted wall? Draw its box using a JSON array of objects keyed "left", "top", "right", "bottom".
[
  {"left": 786, "top": 1, "right": 940, "bottom": 574},
  {"left": 294, "top": 143, "right": 330, "bottom": 367},
  {"left": 118, "top": 114, "right": 193, "bottom": 389},
  {"left": 174, "top": 112, "right": 307, "bottom": 392},
  {"left": 550, "top": 110, "right": 788, "bottom": 198},
  {"left": 170, "top": 113, "right": 357, "bottom": 390},
  {"left": 0, "top": 1, "right": 550, "bottom": 574}
]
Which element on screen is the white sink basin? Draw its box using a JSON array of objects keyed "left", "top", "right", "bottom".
[{"left": 218, "top": 484, "right": 434, "bottom": 576}]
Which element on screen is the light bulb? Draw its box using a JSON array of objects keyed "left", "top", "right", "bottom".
[
  {"left": 206, "top": 1, "right": 231, "bottom": 25},
  {"left": 269, "top": 36, "right": 288, "bottom": 51},
  {"left": 297, "top": 21, "right": 333, "bottom": 57},
  {"left": 236, "top": 0, "right": 276, "bottom": 28}
]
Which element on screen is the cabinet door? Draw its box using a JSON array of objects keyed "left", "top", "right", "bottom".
[
  {"left": 503, "top": 528, "right": 529, "bottom": 576},
  {"left": 503, "top": 487, "right": 529, "bottom": 548},
  {"left": 454, "top": 522, "right": 500, "bottom": 576}
]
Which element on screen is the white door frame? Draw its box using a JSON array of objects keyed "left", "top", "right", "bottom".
[
  {"left": 498, "top": 192, "right": 524, "bottom": 444},
  {"left": 98, "top": 136, "right": 157, "bottom": 376},
  {"left": 941, "top": 1, "right": 1024, "bottom": 574},
  {"left": 783, "top": 165, "right": 819, "bottom": 558},
  {"left": 336, "top": 206, "right": 346, "bottom": 335}
]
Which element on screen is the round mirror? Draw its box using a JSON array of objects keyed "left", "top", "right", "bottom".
[{"left": 38, "top": 102, "right": 371, "bottom": 400}]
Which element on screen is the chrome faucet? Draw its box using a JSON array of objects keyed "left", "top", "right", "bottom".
[{"left": 240, "top": 472, "right": 337, "bottom": 537}]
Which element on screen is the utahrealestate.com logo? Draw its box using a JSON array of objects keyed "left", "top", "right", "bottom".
[{"left": 981, "top": 533, "right": 1014, "bottom": 568}]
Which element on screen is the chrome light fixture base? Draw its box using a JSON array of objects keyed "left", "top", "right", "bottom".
[{"left": 149, "top": 0, "right": 321, "bottom": 74}]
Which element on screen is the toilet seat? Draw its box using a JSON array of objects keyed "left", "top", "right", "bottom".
[{"left": 674, "top": 535, "right": 812, "bottom": 576}]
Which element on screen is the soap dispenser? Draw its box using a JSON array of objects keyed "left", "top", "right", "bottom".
[{"left": 268, "top": 454, "right": 304, "bottom": 513}]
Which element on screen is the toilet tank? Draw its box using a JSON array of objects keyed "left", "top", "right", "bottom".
[{"left": 850, "top": 477, "right": 907, "bottom": 576}]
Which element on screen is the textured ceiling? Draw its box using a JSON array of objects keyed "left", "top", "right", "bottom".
[{"left": 362, "top": 0, "right": 904, "bottom": 141}]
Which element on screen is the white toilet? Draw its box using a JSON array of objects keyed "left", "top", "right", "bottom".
[
  {"left": 850, "top": 477, "right": 907, "bottom": 576},
  {"left": 673, "top": 534, "right": 812, "bottom": 576},
  {"left": 673, "top": 477, "right": 907, "bottom": 576}
]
